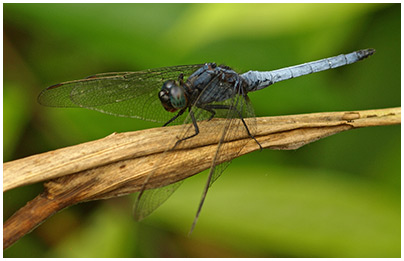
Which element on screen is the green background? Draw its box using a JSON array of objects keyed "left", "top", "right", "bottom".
[{"left": 3, "top": 3, "right": 400, "bottom": 258}]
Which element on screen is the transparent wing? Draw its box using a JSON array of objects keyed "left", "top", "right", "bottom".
[
  {"left": 178, "top": 77, "right": 257, "bottom": 186},
  {"left": 207, "top": 94, "right": 257, "bottom": 187},
  {"left": 132, "top": 72, "right": 258, "bottom": 224},
  {"left": 38, "top": 64, "right": 204, "bottom": 123},
  {"left": 133, "top": 181, "right": 183, "bottom": 221},
  {"left": 182, "top": 78, "right": 258, "bottom": 232}
]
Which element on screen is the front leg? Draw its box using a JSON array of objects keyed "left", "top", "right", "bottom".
[
  {"left": 173, "top": 107, "right": 200, "bottom": 148},
  {"left": 163, "top": 108, "right": 186, "bottom": 126}
]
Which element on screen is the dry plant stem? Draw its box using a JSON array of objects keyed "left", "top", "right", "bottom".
[{"left": 3, "top": 107, "right": 400, "bottom": 249}]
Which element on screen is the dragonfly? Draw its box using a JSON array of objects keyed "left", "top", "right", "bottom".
[{"left": 38, "top": 48, "right": 375, "bottom": 232}]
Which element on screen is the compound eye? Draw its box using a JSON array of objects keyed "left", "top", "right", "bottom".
[
  {"left": 159, "top": 81, "right": 177, "bottom": 112},
  {"left": 169, "top": 85, "right": 186, "bottom": 110}
]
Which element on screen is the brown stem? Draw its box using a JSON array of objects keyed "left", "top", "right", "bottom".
[{"left": 3, "top": 107, "right": 400, "bottom": 249}]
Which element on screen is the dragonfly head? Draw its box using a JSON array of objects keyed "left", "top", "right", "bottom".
[{"left": 159, "top": 80, "right": 187, "bottom": 112}]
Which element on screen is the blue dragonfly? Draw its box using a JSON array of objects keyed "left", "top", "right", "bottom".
[{"left": 38, "top": 48, "right": 375, "bottom": 232}]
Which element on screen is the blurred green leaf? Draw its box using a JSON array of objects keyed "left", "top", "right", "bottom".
[
  {"left": 157, "top": 162, "right": 400, "bottom": 257},
  {"left": 3, "top": 81, "right": 30, "bottom": 161},
  {"left": 48, "top": 202, "right": 139, "bottom": 258},
  {"left": 163, "top": 3, "right": 381, "bottom": 54},
  {"left": 3, "top": 3, "right": 400, "bottom": 258}
]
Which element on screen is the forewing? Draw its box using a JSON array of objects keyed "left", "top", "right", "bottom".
[
  {"left": 38, "top": 64, "right": 204, "bottom": 123},
  {"left": 132, "top": 73, "right": 258, "bottom": 224},
  {"left": 180, "top": 78, "right": 258, "bottom": 232},
  {"left": 177, "top": 77, "right": 257, "bottom": 186},
  {"left": 208, "top": 94, "right": 256, "bottom": 186},
  {"left": 131, "top": 74, "right": 231, "bottom": 220}
]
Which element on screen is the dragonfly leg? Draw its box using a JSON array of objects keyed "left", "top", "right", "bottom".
[
  {"left": 201, "top": 104, "right": 262, "bottom": 150},
  {"left": 197, "top": 106, "right": 216, "bottom": 121},
  {"left": 163, "top": 108, "right": 186, "bottom": 126},
  {"left": 173, "top": 108, "right": 200, "bottom": 148}
]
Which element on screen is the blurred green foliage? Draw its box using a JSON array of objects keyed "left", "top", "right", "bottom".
[{"left": 3, "top": 3, "right": 400, "bottom": 257}]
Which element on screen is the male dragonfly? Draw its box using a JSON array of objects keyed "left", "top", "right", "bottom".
[{"left": 38, "top": 48, "right": 375, "bottom": 232}]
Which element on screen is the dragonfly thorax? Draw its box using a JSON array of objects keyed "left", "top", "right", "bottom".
[{"left": 159, "top": 80, "right": 188, "bottom": 112}]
